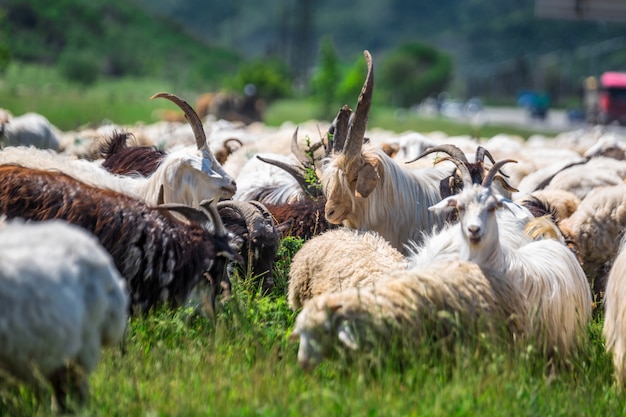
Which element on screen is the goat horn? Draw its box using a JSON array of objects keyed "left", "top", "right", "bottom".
[
  {"left": 476, "top": 146, "right": 510, "bottom": 178},
  {"left": 198, "top": 198, "right": 227, "bottom": 236},
  {"left": 223, "top": 138, "right": 243, "bottom": 150},
  {"left": 290, "top": 127, "right": 310, "bottom": 167},
  {"left": 482, "top": 159, "right": 517, "bottom": 188},
  {"left": 405, "top": 144, "right": 469, "bottom": 165},
  {"left": 342, "top": 50, "right": 373, "bottom": 159},
  {"left": 327, "top": 105, "right": 352, "bottom": 157},
  {"left": 156, "top": 203, "right": 208, "bottom": 226},
  {"left": 151, "top": 92, "right": 208, "bottom": 151},
  {"left": 434, "top": 156, "right": 473, "bottom": 186},
  {"left": 493, "top": 175, "right": 519, "bottom": 193},
  {"left": 217, "top": 200, "right": 268, "bottom": 245},
  {"left": 255, "top": 155, "right": 323, "bottom": 198}
]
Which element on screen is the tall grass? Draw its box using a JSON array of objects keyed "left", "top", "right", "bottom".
[{"left": 1, "top": 238, "right": 624, "bottom": 416}]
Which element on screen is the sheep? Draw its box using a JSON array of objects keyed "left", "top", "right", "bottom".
[
  {"left": 0, "top": 92, "right": 237, "bottom": 207},
  {"left": 287, "top": 228, "right": 407, "bottom": 310},
  {"left": 0, "top": 219, "right": 129, "bottom": 412},
  {"left": 0, "top": 109, "right": 62, "bottom": 151},
  {"left": 320, "top": 51, "right": 450, "bottom": 253},
  {"left": 290, "top": 260, "right": 529, "bottom": 371},
  {"left": 0, "top": 164, "right": 239, "bottom": 316},
  {"left": 558, "top": 183, "right": 626, "bottom": 297},
  {"left": 602, "top": 236, "right": 626, "bottom": 387},
  {"left": 428, "top": 159, "right": 592, "bottom": 358}
]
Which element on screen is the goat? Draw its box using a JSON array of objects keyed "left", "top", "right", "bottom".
[
  {"left": 320, "top": 51, "right": 450, "bottom": 253},
  {"left": 428, "top": 159, "right": 592, "bottom": 358},
  {"left": 0, "top": 219, "right": 129, "bottom": 412},
  {"left": 0, "top": 164, "right": 239, "bottom": 316}
]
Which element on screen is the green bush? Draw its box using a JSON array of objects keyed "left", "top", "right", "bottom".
[
  {"left": 309, "top": 37, "right": 341, "bottom": 117},
  {"left": 225, "top": 57, "right": 293, "bottom": 102},
  {"left": 379, "top": 41, "right": 453, "bottom": 108},
  {"left": 57, "top": 49, "right": 100, "bottom": 86}
]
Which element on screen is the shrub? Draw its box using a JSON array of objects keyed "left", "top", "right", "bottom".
[
  {"left": 379, "top": 41, "right": 453, "bottom": 108},
  {"left": 226, "top": 57, "right": 293, "bottom": 102},
  {"left": 58, "top": 48, "right": 100, "bottom": 86}
]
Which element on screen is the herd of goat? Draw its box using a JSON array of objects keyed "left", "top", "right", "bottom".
[{"left": 3, "top": 50, "right": 626, "bottom": 410}]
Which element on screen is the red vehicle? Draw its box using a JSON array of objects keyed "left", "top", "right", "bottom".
[{"left": 585, "top": 72, "right": 626, "bottom": 125}]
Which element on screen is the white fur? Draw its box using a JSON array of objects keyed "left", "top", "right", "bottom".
[
  {"left": 0, "top": 111, "right": 62, "bottom": 151},
  {"left": 0, "top": 219, "right": 128, "bottom": 409}
]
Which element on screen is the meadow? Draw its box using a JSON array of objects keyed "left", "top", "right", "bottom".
[{"left": 1, "top": 64, "right": 625, "bottom": 416}]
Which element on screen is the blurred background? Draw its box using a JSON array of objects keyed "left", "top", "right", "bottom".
[{"left": 0, "top": 0, "right": 625, "bottom": 134}]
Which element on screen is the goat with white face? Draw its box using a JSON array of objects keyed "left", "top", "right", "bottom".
[
  {"left": 321, "top": 51, "right": 449, "bottom": 253},
  {"left": 429, "top": 159, "right": 592, "bottom": 358}
]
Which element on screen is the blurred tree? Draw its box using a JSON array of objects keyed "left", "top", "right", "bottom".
[
  {"left": 379, "top": 42, "right": 452, "bottom": 108},
  {"left": 0, "top": 10, "right": 11, "bottom": 73},
  {"left": 225, "top": 57, "right": 293, "bottom": 102},
  {"left": 309, "top": 37, "right": 341, "bottom": 118}
]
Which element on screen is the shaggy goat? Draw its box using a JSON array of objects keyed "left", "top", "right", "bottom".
[
  {"left": 321, "top": 51, "right": 450, "bottom": 253},
  {"left": 429, "top": 160, "right": 592, "bottom": 358},
  {"left": 558, "top": 183, "right": 626, "bottom": 297},
  {"left": 100, "top": 133, "right": 283, "bottom": 288},
  {"left": 290, "top": 260, "right": 529, "bottom": 370},
  {"left": 0, "top": 164, "right": 239, "bottom": 316},
  {"left": 602, "top": 236, "right": 626, "bottom": 387},
  {"left": 0, "top": 219, "right": 129, "bottom": 412},
  {"left": 0, "top": 93, "right": 237, "bottom": 207},
  {"left": 287, "top": 227, "right": 407, "bottom": 310}
]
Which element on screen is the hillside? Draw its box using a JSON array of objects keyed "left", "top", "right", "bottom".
[{"left": 0, "top": 0, "right": 242, "bottom": 90}]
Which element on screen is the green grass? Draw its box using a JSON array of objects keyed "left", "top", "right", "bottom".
[
  {"left": 1, "top": 236, "right": 624, "bottom": 416},
  {"left": 1, "top": 63, "right": 554, "bottom": 139}
]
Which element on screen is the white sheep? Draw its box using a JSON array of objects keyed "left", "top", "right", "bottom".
[
  {"left": 0, "top": 219, "right": 129, "bottom": 412},
  {"left": 290, "top": 260, "right": 529, "bottom": 370},
  {"left": 429, "top": 159, "right": 592, "bottom": 357},
  {"left": 287, "top": 227, "right": 407, "bottom": 310},
  {"left": 602, "top": 236, "right": 626, "bottom": 387},
  {"left": 0, "top": 109, "right": 63, "bottom": 151}
]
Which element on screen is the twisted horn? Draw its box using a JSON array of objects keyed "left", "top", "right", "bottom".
[
  {"left": 405, "top": 144, "right": 469, "bottom": 165},
  {"left": 151, "top": 92, "right": 208, "bottom": 151},
  {"left": 328, "top": 105, "right": 352, "bottom": 157},
  {"left": 343, "top": 50, "right": 373, "bottom": 159},
  {"left": 482, "top": 159, "right": 517, "bottom": 188},
  {"left": 434, "top": 156, "right": 473, "bottom": 186},
  {"left": 255, "top": 155, "right": 323, "bottom": 198},
  {"left": 475, "top": 146, "right": 510, "bottom": 178}
]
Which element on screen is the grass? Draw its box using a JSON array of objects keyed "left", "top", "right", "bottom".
[
  {"left": 1, "top": 63, "right": 555, "bottom": 139},
  {"left": 1, "top": 236, "right": 625, "bottom": 416}
]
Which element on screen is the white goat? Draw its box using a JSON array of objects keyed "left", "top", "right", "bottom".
[
  {"left": 428, "top": 159, "right": 592, "bottom": 358},
  {"left": 0, "top": 109, "right": 62, "bottom": 151},
  {"left": 603, "top": 236, "right": 626, "bottom": 387},
  {"left": 0, "top": 219, "right": 129, "bottom": 412},
  {"left": 0, "top": 93, "right": 237, "bottom": 207},
  {"left": 287, "top": 227, "right": 407, "bottom": 310},
  {"left": 290, "top": 260, "right": 529, "bottom": 371},
  {"left": 321, "top": 51, "right": 449, "bottom": 253}
]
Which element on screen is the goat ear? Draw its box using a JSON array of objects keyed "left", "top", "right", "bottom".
[
  {"left": 429, "top": 196, "right": 457, "bottom": 212},
  {"left": 355, "top": 161, "right": 379, "bottom": 198},
  {"left": 337, "top": 321, "right": 359, "bottom": 350},
  {"left": 500, "top": 197, "right": 532, "bottom": 220}
]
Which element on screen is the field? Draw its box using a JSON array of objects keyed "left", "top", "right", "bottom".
[{"left": 1, "top": 65, "right": 625, "bottom": 416}]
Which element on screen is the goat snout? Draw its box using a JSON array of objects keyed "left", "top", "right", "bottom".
[{"left": 467, "top": 225, "right": 482, "bottom": 243}]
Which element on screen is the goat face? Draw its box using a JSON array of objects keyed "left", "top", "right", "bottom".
[
  {"left": 164, "top": 148, "right": 237, "bottom": 205},
  {"left": 322, "top": 154, "right": 379, "bottom": 226}
]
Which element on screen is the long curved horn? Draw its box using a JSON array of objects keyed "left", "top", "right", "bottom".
[
  {"left": 482, "top": 159, "right": 517, "bottom": 188},
  {"left": 434, "top": 156, "right": 473, "bottom": 186},
  {"left": 343, "top": 50, "right": 373, "bottom": 159},
  {"left": 255, "top": 155, "right": 322, "bottom": 198},
  {"left": 198, "top": 199, "right": 226, "bottom": 236},
  {"left": 156, "top": 203, "right": 208, "bottom": 226},
  {"left": 151, "top": 92, "right": 207, "bottom": 150},
  {"left": 493, "top": 176, "right": 519, "bottom": 193},
  {"left": 217, "top": 200, "right": 267, "bottom": 241},
  {"left": 405, "top": 144, "right": 469, "bottom": 165},
  {"left": 290, "top": 128, "right": 309, "bottom": 166},
  {"left": 475, "top": 146, "right": 510, "bottom": 178}
]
